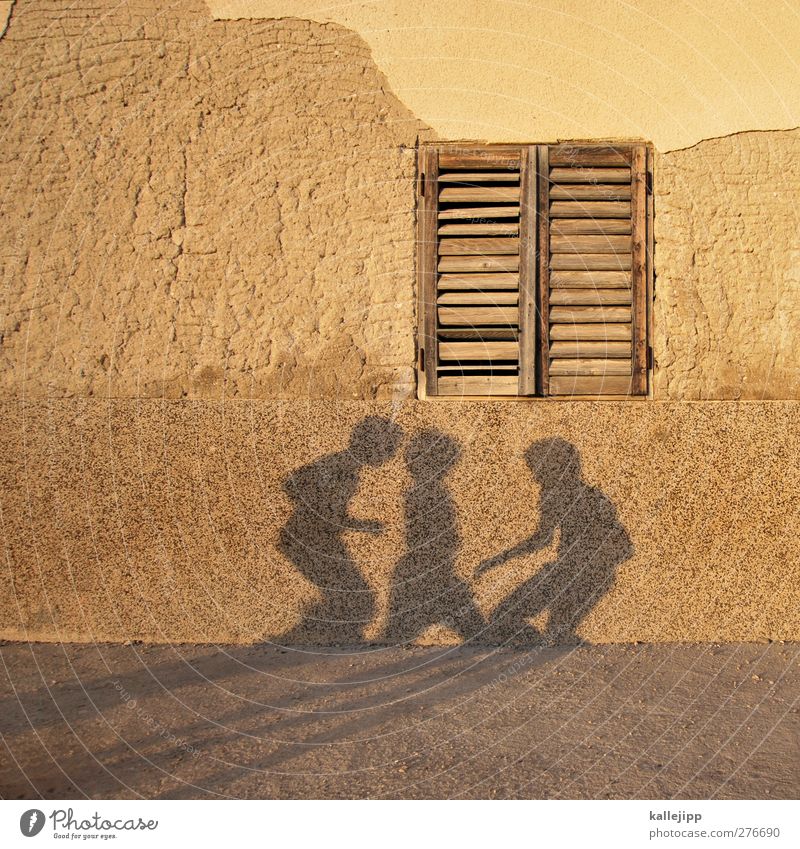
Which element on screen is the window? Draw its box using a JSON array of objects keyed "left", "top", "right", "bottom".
[{"left": 416, "top": 143, "right": 652, "bottom": 398}]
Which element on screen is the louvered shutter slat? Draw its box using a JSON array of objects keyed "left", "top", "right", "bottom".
[
  {"left": 550, "top": 358, "right": 632, "bottom": 376},
  {"left": 438, "top": 256, "right": 520, "bottom": 273},
  {"left": 439, "top": 186, "right": 521, "bottom": 203},
  {"left": 439, "top": 237, "right": 521, "bottom": 255},
  {"left": 439, "top": 341, "right": 520, "bottom": 361},
  {"left": 420, "top": 146, "right": 535, "bottom": 397},
  {"left": 550, "top": 235, "right": 632, "bottom": 254},
  {"left": 438, "top": 206, "right": 520, "bottom": 219},
  {"left": 550, "top": 323, "right": 631, "bottom": 341},
  {"left": 549, "top": 184, "right": 632, "bottom": 200},
  {"left": 438, "top": 149, "right": 521, "bottom": 169},
  {"left": 438, "top": 376, "right": 520, "bottom": 395},
  {"left": 551, "top": 270, "right": 630, "bottom": 288},
  {"left": 550, "top": 201, "right": 632, "bottom": 218},
  {"left": 549, "top": 289, "right": 632, "bottom": 306},
  {"left": 551, "top": 219, "right": 631, "bottom": 235},
  {"left": 438, "top": 291, "right": 519, "bottom": 305},
  {"left": 438, "top": 328, "right": 519, "bottom": 341},
  {"left": 543, "top": 143, "right": 648, "bottom": 396},
  {"left": 438, "top": 306, "right": 519, "bottom": 326},
  {"left": 549, "top": 376, "right": 635, "bottom": 394},
  {"left": 550, "top": 340, "right": 631, "bottom": 358},
  {"left": 439, "top": 222, "right": 520, "bottom": 235},
  {"left": 549, "top": 167, "right": 631, "bottom": 183},
  {"left": 549, "top": 306, "right": 631, "bottom": 323},
  {"left": 437, "top": 273, "right": 519, "bottom": 290},
  {"left": 439, "top": 172, "right": 520, "bottom": 183},
  {"left": 548, "top": 146, "right": 631, "bottom": 166},
  {"left": 550, "top": 254, "right": 632, "bottom": 271}
]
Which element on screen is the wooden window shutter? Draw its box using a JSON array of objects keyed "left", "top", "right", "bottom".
[
  {"left": 540, "top": 143, "right": 649, "bottom": 396},
  {"left": 417, "top": 145, "right": 538, "bottom": 397}
]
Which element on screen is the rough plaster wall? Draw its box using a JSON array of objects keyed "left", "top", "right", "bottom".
[
  {"left": 655, "top": 131, "right": 800, "bottom": 399},
  {"left": 0, "top": 3, "right": 798, "bottom": 649},
  {"left": 2, "top": 400, "right": 799, "bottom": 645},
  {"left": 3, "top": 1, "right": 800, "bottom": 401},
  {"left": 0, "top": 1, "right": 429, "bottom": 400},
  {"left": 210, "top": 0, "right": 800, "bottom": 152}
]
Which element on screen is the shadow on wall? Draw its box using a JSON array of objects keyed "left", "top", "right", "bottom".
[
  {"left": 383, "top": 429, "right": 485, "bottom": 643},
  {"left": 278, "top": 416, "right": 403, "bottom": 643},
  {"left": 278, "top": 418, "right": 633, "bottom": 645},
  {"left": 476, "top": 439, "right": 633, "bottom": 644}
]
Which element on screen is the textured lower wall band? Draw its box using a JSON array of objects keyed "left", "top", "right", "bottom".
[{"left": 2, "top": 400, "right": 798, "bottom": 645}]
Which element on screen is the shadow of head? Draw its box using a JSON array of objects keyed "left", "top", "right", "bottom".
[
  {"left": 524, "top": 437, "right": 583, "bottom": 491},
  {"left": 348, "top": 416, "right": 403, "bottom": 466},
  {"left": 405, "top": 429, "right": 462, "bottom": 481}
]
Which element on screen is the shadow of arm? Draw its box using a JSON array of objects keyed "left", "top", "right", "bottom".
[{"left": 475, "top": 525, "right": 555, "bottom": 576}]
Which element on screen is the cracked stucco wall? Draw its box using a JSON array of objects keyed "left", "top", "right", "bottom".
[
  {"left": 654, "top": 132, "right": 800, "bottom": 399},
  {"left": 2, "top": 2, "right": 800, "bottom": 645},
  {"left": 0, "top": 1, "right": 429, "bottom": 400}
]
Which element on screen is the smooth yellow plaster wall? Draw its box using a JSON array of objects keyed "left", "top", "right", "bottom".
[
  {"left": 210, "top": 1, "right": 800, "bottom": 152},
  {"left": 0, "top": 3, "right": 12, "bottom": 38}
]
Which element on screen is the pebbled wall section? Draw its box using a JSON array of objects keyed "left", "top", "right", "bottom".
[{"left": 2, "top": 399, "right": 799, "bottom": 645}]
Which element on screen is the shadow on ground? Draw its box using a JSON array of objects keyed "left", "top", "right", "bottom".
[{"left": 1, "top": 641, "right": 798, "bottom": 799}]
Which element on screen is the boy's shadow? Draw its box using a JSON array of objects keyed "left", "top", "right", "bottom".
[
  {"left": 477, "top": 438, "right": 633, "bottom": 645},
  {"left": 382, "top": 429, "right": 484, "bottom": 643},
  {"left": 278, "top": 416, "right": 403, "bottom": 643}
]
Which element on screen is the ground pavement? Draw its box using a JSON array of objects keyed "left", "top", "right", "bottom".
[{"left": 1, "top": 642, "right": 798, "bottom": 799}]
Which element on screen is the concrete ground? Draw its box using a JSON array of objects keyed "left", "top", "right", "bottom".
[{"left": 1, "top": 642, "right": 798, "bottom": 800}]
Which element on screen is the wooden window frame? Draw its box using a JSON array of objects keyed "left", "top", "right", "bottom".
[{"left": 416, "top": 141, "right": 654, "bottom": 401}]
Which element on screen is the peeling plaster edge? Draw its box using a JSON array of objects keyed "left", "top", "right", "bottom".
[{"left": 665, "top": 125, "right": 800, "bottom": 155}]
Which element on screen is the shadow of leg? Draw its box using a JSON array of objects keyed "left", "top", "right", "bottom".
[
  {"left": 278, "top": 535, "right": 375, "bottom": 644},
  {"left": 486, "top": 569, "right": 555, "bottom": 645}
]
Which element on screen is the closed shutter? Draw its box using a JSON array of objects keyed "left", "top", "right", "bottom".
[
  {"left": 540, "top": 143, "right": 648, "bottom": 396},
  {"left": 417, "top": 146, "right": 537, "bottom": 397},
  {"left": 417, "top": 142, "right": 650, "bottom": 398}
]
